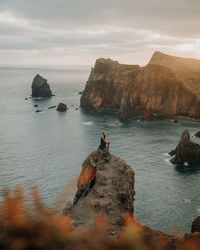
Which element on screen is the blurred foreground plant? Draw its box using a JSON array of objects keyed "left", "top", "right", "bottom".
[{"left": 0, "top": 187, "right": 200, "bottom": 250}]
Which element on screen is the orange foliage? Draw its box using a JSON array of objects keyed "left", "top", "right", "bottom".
[
  {"left": 77, "top": 166, "right": 96, "bottom": 188},
  {"left": 0, "top": 187, "right": 200, "bottom": 250}
]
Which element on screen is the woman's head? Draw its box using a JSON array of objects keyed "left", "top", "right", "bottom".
[{"left": 102, "top": 131, "right": 106, "bottom": 138}]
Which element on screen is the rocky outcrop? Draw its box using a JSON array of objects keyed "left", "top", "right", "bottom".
[
  {"left": 80, "top": 52, "right": 200, "bottom": 120},
  {"left": 195, "top": 131, "right": 200, "bottom": 138},
  {"left": 170, "top": 130, "right": 200, "bottom": 165},
  {"left": 64, "top": 149, "right": 135, "bottom": 234},
  {"left": 56, "top": 103, "right": 67, "bottom": 111},
  {"left": 191, "top": 216, "right": 200, "bottom": 233},
  {"left": 32, "top": 74, "right": 52, "bottom": 97}
]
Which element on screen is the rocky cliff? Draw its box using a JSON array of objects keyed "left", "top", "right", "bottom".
[
  {"left": 80, "top": 52, "right": 200, "bottom": 120},
  {"left": 32, "top": 74, "right": 52, "bottom": 97},
  {"left": 64, "top": 149, "right": 135, "bottom": 234}
]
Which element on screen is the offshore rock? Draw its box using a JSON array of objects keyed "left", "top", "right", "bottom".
[
  {"left": 170, "top": 130, "right": 200, "bottom": 165},
  {"left": 64, "top": 149, "right": 135, "bottom": 233},
  {"left": 81, "top": 52, "right": 200, "bottom": 120},
  {"left": 32, "top": 74, "right": 52, "bottom": 97},
  {"left": 56, "top": 103, "right": 67, "bottom": 112}
]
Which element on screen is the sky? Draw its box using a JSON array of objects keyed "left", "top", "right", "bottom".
[{"left": 0, "top": 0, "right": 200, "bottom": 66}]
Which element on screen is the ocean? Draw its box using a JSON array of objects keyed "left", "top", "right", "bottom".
[{"left": 1, "top": 66, "right": 200, "bottom": 234}]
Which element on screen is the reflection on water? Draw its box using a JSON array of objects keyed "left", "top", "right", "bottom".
[{"left": 1, "top": 66, "right": 200, "bottom": 234}]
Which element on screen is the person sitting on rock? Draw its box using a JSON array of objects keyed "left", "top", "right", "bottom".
[{"left": 99, "top": 131, "right": 110, "bottom": 150}]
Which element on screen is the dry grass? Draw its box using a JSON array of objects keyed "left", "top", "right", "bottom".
[{"left": 0, "top": 187, "right": 200, "bottom": 250}]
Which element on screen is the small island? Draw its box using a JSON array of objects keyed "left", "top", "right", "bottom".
[{"left": 31, "top": 74, "right": 53, "bottom": 97}]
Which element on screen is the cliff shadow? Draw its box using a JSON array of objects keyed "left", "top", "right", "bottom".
[{"left": 175, "top": 164, "right": 200, "bottom": 175}]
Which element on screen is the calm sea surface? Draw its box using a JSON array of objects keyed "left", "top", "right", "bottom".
[{"left": 0, "top": 66, "right": 200, "bottom": 234}]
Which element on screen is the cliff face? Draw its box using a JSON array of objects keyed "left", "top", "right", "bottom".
[
  {"left": 149, "top": 51, "right": 200, "bottom": 98},
  {"left": 81, "top": 52, "right": 200, "bottom": 120},
  {"left": 80, "top": 58, "right": 140, "bottom": 110},
  {"left": 64, "top": 149, "right": 135, "bottom": 234}
]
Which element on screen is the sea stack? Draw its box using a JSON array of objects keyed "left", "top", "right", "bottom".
[
  {"left": 80, "top": 52, "right": 200, "bottom": 121},
  {"left": 32, "top": 74, "right": 52, "bottom": 97},
  {"left": 64, "top": 149, "right": 135, "bottom": 234},
  {"left": 169, "top": 130, "right": 200, "bottom": 166}
]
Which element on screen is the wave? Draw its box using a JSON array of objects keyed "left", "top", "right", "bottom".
[
  {"left": 110, "top": 123, "right": 122, "bottom": 127},
  {"left": 83, "top": 121, "right": 94, "bottom": 126},
  {"left": 163, "top": 153, "right": 170, "bottom": 157},
  {"left": 183, "top": 199, "right": 191, "bottom": 203},
  {"left": 163, "top": 158, "right": 173, "bottom": 166}
]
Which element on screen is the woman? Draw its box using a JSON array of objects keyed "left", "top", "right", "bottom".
[{"left": 99, "top": 131, "right": 110, "bottom": 150}]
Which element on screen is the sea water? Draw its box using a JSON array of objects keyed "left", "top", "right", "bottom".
[{"left": 1, "top": 66, "right": 200, "bottom": 234}]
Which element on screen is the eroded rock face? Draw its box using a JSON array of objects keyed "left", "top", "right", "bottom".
[
  {"left": 170, "top": 130, "right": 200, "bottom": 165},
  {"left": 32, "top": 74, "right": 52, "bottom": 97},
  {"left": 64, "top": 149, "right": 135, "bottom": 233},
  {"left": 81, "top": 53, "right": 200, "bottom": 120},
  {"left": 119, "top": 89, "right": 132, "bottom": 121}
]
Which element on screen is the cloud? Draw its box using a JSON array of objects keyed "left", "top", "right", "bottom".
[{"left": 0, "top": 0, "right": 199, "bottom": 66}]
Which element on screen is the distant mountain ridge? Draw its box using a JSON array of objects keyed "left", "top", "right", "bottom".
[{"left": 80, "top": 52, "right": 200, "bottom": 120}]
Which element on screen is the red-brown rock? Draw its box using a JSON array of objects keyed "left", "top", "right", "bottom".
[{"left": 81, "top": 52, "right": 200, "bottom": 120}]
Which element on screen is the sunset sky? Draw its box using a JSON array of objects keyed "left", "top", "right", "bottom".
[{"left": 0, "top": 0, "right": 199, "bottom": 66}]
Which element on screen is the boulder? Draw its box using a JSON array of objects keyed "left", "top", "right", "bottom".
[
  {"left": 35, "top": 110, "right": 42, "bottom": 113},
  {"left": 170, "top": 130, "right": 200, "bottom": 165},
  {"left": 56, "top": 103, "right": 67, "bottom": 112},
  {"left": 64, "top": 149, "right": 135, "bottom": 233},
  {"left": 32, "top": 74, "right": 52, "bottom": 97}
]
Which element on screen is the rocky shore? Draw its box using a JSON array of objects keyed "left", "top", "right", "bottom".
[{"left": 81, "top": 52, "right": 200, "bottom": 121}]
